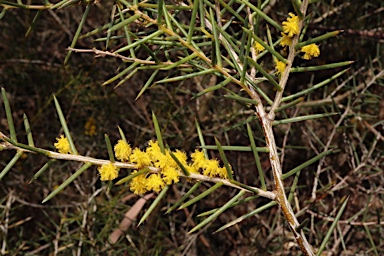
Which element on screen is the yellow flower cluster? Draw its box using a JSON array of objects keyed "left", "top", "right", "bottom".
[
  {"left": 54, "top": 135, "right": 71, "bottom": 154},
  {"left": 110, "top": 140, "right": 232, "bottom": 194},
  {"left": 84, "top": 117, "right": 96, "bottom": 136},
  {"left": 280, "top": 32, "right": 292, "bottom": 48},
  {"left": 190, "top": 150, "right": 231, "bottom": 179},
  {"left": 276, "top": 13, "right": 300, "bottom": 74},
  {"left": 114, "top": 139, "right": 132, "bottom": 162},
  {"left": 98, "top": 163, "right": 119, "bottom": 181},
  {"left": 122, "top": 140, "right": 189, "bottom": 194},
  {"left": 301, "top": 44, "right": 320, "bottom": 60},
  {"left": 277, "top": 12, "right": 320, "bottom": 71},
  {"left": 254, "top": 42, "right": 265, "bottom": 54},
  {"left": 274, "top": 60, "right": 286, "bottom": 75},
  {"left": 282, "top": 13, "right": 299, "bottom": 38}
]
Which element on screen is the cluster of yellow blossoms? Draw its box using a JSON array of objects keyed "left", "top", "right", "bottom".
[
  {"left": 254, "top": 42, "right": 265, "bottom": 53},
  {"left": 282, "top": 13, "right": 300, "bottom": 37},
  {"left": 277, "top": 12, "right": 321, "bottom": 73},
  {"left": 253, "top": 13, "right": 320, "bottom": 76},
  {"left": 115, "top": 140, "right": 231, "bottom": 194},
  {"left": 54, "top": 135, "right": 72, "bottom": 154},
  {"left": 54, "top": 136, "right": 231, "bottom": 195},
  {"left": 84, "top": 117, "right": 97, "bottom": 136}
]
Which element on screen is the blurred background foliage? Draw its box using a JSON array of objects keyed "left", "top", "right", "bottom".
[{"left": 0, "top": 0, "right": 383, "bottom": 255}]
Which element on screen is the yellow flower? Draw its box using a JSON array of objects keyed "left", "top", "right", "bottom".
[
  {"left": 98, "top": 163, "right": 119, "bottom": 181},
  {"left": 162, "top": 166, "right": 180, "bottom": 185},
  {"left": 279, "top": 33, "right": 292, "bottom": 48},
  {"left": 275, "top": 60, "right": 286, "bottom": 75},
  {"left": 217, "top": 167, "right": 230, "bottom": 179},
  {"left": 187, "top": 164, "right": 199, "bottom": 174},
  {"left": 54, "top": 135, "right": 71, "bottom": 154},
  {"left": 130, "top": 172, "right": 148, "bottom": 194},
  {"left": 301, "top": 44, "right": 320, "bottom": 60},
  {"left": 130, "top": 148, "right": 152, "bottom": 168},
  {"left": 114, "top": 140, "right": 132, "bottom": 162},
  {"left": 191, "top": 150, "right": 208, "bottom": 170},
  {"left": 254, "top": 42, "right": 265, "bottom": 53},
  {"left": 146, "top": 140, "right": 162, "bottom": 159},
  {"left": 84, "top": 117, "right": 96, "bottom": 136},
  {"left": 146, "top": 140, "right": 169, "bottom": 168},
  {"left": 202, "top": 159, "right": 220, "bottom": 177},
  {"left": 146, "top": 173, "right": 164, "bottom": 193},
  {"left": 282, "top": 13, "right": 299, "bottom": 37},
  {"left": 170, "top": 150, "right": 188, "bottom": 168}
]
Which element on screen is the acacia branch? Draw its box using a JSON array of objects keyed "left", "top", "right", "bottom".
[
  {"left": 0, "top": 134, "right": 276, "bottom": 201},
  {"left": 67, "top": 2, "right": 315, "bottom": 253},
  {"left": 252, "top": 1, "right": 314, "bottom": 255}
]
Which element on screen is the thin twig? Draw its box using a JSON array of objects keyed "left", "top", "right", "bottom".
[
  {"left": 1, "top": 190, "right": 14, "bottom": 255},
  {"left": 306, "top": 209, "right": 384, "bottom": 226},
  {"left": 68, "top": 47, "right": 192, "bottom": 68}
]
